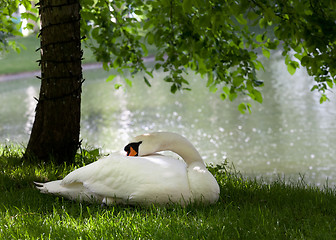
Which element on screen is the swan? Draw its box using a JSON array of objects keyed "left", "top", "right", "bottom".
[{"left": 35, "top": 132, "right": 220, "bottom": 205}]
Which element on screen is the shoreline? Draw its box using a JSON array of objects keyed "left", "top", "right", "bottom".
[
  {"left": 0, "top": 62, "right": 103, "bottom": 83},
  {"left": 0, "top": 56, "right": 156, "bottom": 83}
]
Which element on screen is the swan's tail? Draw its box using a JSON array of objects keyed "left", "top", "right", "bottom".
[
  {"left": 34, "top": 180, "right": 101, "bottom": 203},
  {"left": 34, "top": 180, "right": 64, "bottom": 194}
]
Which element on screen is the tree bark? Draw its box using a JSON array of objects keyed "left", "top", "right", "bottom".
[{"left": 25, "top": 0, "right": 82, "bottom": 164}]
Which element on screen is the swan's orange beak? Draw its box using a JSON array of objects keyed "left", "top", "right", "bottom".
[
  {"left": 127, "top": 146, "right": 138, "bottom": 156},
  {"left": 124, "top": 141, "right": 142, "bottom": 156}
]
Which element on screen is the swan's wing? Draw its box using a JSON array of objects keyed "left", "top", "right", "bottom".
[
  {"left": 61, "top": 154, "right": 133, "bottom": 199},
  {"left": 61, "top": 153, "right": 190, "bottom": 202},
  {"left": 187, "top": 163, "right": 220, "bottom": 203}
]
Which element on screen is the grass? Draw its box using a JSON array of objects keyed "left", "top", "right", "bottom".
[
  {"left": 1, "top": 145, "right": 336, "bottom": 239},
  {"left": 0, "top": 35, "right": 158, "bottom": 75},
  {"left": 0, "top": 35, "right": 40, "bottom": 74},
  {"left": 0, "top": 35, "right": 97, "bottom": 75}
]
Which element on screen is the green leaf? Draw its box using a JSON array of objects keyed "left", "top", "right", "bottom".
[
  {"left": 102, "top": 62, "right": 109, "bottom": 71},
  {"left": 147, "top": 32, "right": 154, "bottom": 45},
  {"left": 145, "top": 70, "right": 154, "bottom": 78},
  {"left": 209, "top": 84, "right": 218, "bottom": 93},
  {"left": 262, "top": 48, "right": 270, "bottom": 59},
  {"left": 252, "top": 90, "right": 263, "bottom": 103},
  {"left": 125, "top": 78, "right": 133, "bottom": 87},
  {"left": 133, "top": 10, "right": 142, "bottom": 15},
  {"left": 24, "top": 23, "right": 34, "bottom": 30},
  {"left": 197, "top": 58, "right": 207, "bottom": 75},
  {"left": 294, "top": 53, "right": 303, "bottom": 61},
  {"left": 154, "top": 63, "right": 162, "bottom": 70},
  {"left": 238, "top": 103, "right": 247, "bottom": 114},
  {"left": 143, "top": 20, "right": 152, "bottom": 30},
  {"left": 246, "top": 103, "right": 252, "bottom": 113},
  {"left": 21, "top": 12, "right": 38, "bottom": 21},
  {"left": 236, "top": 14, "right": 247, "bottom": 25},
  {"left": 238, "top": 103, "right": 252, "bottom": 114},
  {"left": 265, "top": 39, "right": 279, "bottom": 49},
  {"left": 114, "top": 84, "right": 122, "bottom": 89},
  {"left": 310, "top": 85, "right": 318, "bottom": 92},
  {"left": 287, "top": 62, "right": 296, "bottom": 75},
  {"left": 171, "top": 84, "right": 177, "bottom": 93},
  {"left": 140, "top": 43, "right": 148, "bottom": 56},
  {"left": 206, "top": 73, "right": 214, "bottom": 87},
  {"left": 253, "top": 60, "right": 265, "bottom": 71},
  {"left": 222, "top": 86, "right": 230, "bottom": 96},
  {"left": 326, "top": 80, "right": 333, "bottom": 89},
  {"left": 246, "top": 11, "right": 259, "bottom": 21},
  {"left": 91, "top": 27, "right": 100, "bottom": 40},
  {"left": 106, "top": 74, "right": 117, "bottom": 82},
  {"left": 233, "top": 76, "right": 244, "bottom": 87},
  {"left": 220, "top": 93, "right": 227, "bottom": 100},
  {"left": 144, "top": 76, "right": 151, "bottom": 87},
  {"left": 113, "top": 57, "right": 123, "bottom": 68},
  {"left": 285, "top": 54, "right": 290, "bottom": 65},
  {"left": 165, "top": 77, "right": 173, "bottom": 83},
  {"left": 259, "top": 18, "right": 267, "bottom": 29},
  {"left": 229, "top": 91, "right": 237, "bottom": 101},
  {"left": 182, "top": 0, "right": 192, "bottom": 13},
  {"left": 319, "top": 94, "right": 329, "bottom": 104},
  {"left": 256, "top": 34, "right": 265, "bottom": 43}
]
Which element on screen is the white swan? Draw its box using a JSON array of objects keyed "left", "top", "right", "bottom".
[{"left": 35, "top": 132, "right": 220, "bottom": 205}]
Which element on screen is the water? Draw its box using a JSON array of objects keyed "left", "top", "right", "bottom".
[{"left": 1, "top": 53, "right": 335, "bottom": 187}]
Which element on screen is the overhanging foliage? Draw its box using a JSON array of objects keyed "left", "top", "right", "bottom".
[
  {"left": 80, "top": 0, "right": 336, "bottom": 110},
  {"left": 2, "top": 0, "right": 336, "bottom": 112}
]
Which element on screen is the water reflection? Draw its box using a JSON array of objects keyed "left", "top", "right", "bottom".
[
  {"left": 0, "top": 54, "right": 335, "bottom": 187},
  {"left": 24, "top": 86, "right": 37, "bottom": 133}
]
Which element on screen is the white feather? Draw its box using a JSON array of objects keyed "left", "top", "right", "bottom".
[{"left": 35, "top": 132, "right": 220, "bottom": 205}]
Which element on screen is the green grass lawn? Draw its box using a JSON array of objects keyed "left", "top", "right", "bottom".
[
  {"left": 0, "top": 35, "right": 157, "bottom": 75},
  {"left": 1, "top": 145, "right": 336, "bottom": 239},
  {"left": 0, "top": 35, "right": 98, "bottom": 75}
]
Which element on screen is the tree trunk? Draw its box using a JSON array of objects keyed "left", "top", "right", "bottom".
[{"left": 25, "top": 0, "right": 82, "bottom": 164}]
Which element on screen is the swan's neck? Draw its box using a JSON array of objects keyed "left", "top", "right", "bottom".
[{"left": 155, "top": 132, "right": 205, "bottom": 166}]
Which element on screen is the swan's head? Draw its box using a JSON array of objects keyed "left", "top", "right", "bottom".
[
  {"left": 124, "top": 132, "right": 204, "bottom": 165},
  {"left": 124, "top": 133, "right": 163, "bottom": 156},
  {"left": 124, "top": 141, "right": 142, "bottom": 156}
]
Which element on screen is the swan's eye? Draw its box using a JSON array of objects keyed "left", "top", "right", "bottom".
[{"left": 124, "top": 141, "right": 142, "bottom": 156}]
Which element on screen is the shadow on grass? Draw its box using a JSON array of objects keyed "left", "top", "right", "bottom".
[{"left": 1, "top": 148, "right": 336, "bottom": 239}]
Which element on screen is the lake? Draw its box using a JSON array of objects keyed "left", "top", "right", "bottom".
[{"left": 1, "top": 52, "right": 335, "bottom": 187}]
